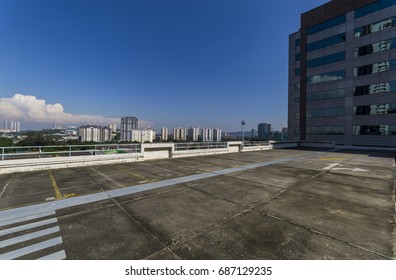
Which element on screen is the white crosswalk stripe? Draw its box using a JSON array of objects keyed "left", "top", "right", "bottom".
[{"left": 0, "top": 211, "right": 66, "bottom": 260}]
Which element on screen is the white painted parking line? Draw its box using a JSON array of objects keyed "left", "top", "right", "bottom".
[
  {"left": 37, "top": 250, "right": 66, "bottom": 260},
  {"left": 0, "top": 218, "right": 58, "bottom": 237},
  {"left": 0, "top": 226, "right": 60, "bottom": 249},
  {"left": 0, "top": 236, "right": 63, "bottom": 260},
  {"left": 0, "top": 211, "right": 56, "bottom": 227}
]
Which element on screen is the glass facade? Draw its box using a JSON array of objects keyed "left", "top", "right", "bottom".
[
  {"left": 354, "top": 17, "right": 394, "bottom": 38},
  {"left": 353, "top": 125, "right": 396, "bottom": 135},
  {"left": 295, "top": 38, "right": 301, "bottom": 47},
  {"left": 307, "top": 52, "right": 345, "bottom": 68},
  {"left": 306, "top": 126, "right": 345, "bottom": 135},
  {"left": 354, "top": 59, "right": 396, "bottom": 77},
  {"left": 354, "top": 81, "right": 396, "bottom": 96},
  {"left": 355, "top": 0, "right": 396, "bottom": 19},
  {"left": 307, "top": 33, "right": 346, "bottom": 52},
  {"left": 307, "top": 70, "right": 345, "bottom": 84},
  {"left": 307, "top": 14, "right": 346, "bottom": 35},
  {"left": 307, "top": 89, "right": 345, "bottom": 102},
  {"left": 307, "top": 107, "right": 345, "bottom": 118},
  {"left": 354, "top": 38, "right": 396, "bottom": 57},
  {"left": 295, "top": 53, "right": 301, "bottom": 61},
  {"left": 294, "top": 112, "right": 300, "bottom": 120},
  {"left": 295, "top": 68, "right": 301, "bottom": 76},
  {"left": 353, "top": 102, "right": 396, "bottom": 115}
]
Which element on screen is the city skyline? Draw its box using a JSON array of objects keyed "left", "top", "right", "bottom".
[{"left": 0, "top": 0, "right": 328, "bottom": 131}]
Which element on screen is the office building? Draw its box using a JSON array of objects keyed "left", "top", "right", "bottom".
[
  {"left": 289, "top": 0, "right": 396, "bottom": 146},
  {"left": 79, "top": 125, "right": 113, "bottom": 142},
  {"left": 258, "top": 123, "right": 271, "bottom": 139},
  {"left": 173, "top": 128, "right": 187, "bottom": 141},
  {"left": 188, "top": 126, "right": 200, "bottom": 141},
  {"left": 161, "top": 127, "right": 169, "bottom": 141},
  {"left": 121, "top": 116, "right": 138, "bottom": 142}
]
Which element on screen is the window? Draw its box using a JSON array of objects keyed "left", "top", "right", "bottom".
[
  {"left": 295, "top": 38, "right": 301, "bottom": 47},
  {"left": 307, "top": 89, "right": 345, "bottom": 102},
  {"left": 295, "top": 68, "right": 301, "bottom": 76},
  {"left": 294, "top": 112, "right": 300, "bottom": 120},
  {"left": 354, "top": 17, "right": 394, "bottom": 38},
  {"left": 354, "top": 59, "right": 396, "bottom": 77},
  {"left": 353, "top": 103, "right": 396, "bottom": 115},
  {"left": 307, "top": 33, "right": 346, "bottom": 52},
  {"left": 295, "top": 53, "right": 301, "bottom": 61},
  {"left": 307, "top": 70, "right": 345, "bottom": 84},
  {"left": 354, "top": 38, "right": 396, "bottom": 57},
  {"left": 353, "top": 125, "right": 396, "bottom": 135},
  {"left": 306, "top": 107, "right": 345, "bottom": 118},
  {"left": 306, "top": 126, "right": 345, "bottom": 135},
  {"left": 354, "top": 81, "right": 396, "bottom": 96},
  {"left": 355, "top": 0, "right": 396, "bottom": 19},
  {"left": 307, "top": 14, "right": 346, "bottom": 35},
  {"left": 307, "top": 52, "right": 345, "bottom": 68}
]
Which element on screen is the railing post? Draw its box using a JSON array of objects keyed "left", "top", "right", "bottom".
[
  {"left": 69, "top": 146, "right": 72, "bottom": 157},
  {"left": 94, "top": 145, "right": 97, "bottom": 155},
  {"left": 39, "top": 146, "right": 42, "bottom": 159},
  {"left": 1, "top": 147, "right": 4, "bottom": 161}
]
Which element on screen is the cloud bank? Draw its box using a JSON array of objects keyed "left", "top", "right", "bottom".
[{"left": 0, "top": 94, "right": 151, "bottom": 129}]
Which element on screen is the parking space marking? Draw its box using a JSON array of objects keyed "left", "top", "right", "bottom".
[
  {"left": 0, "top": 218, "right": 57, "bottom": 237},
  {"left": 48, "top": 170, "right": 63, "bottom": 199},
  {"left": 123, "top": 170, "right": 158, "bottom": 183},
  {"left": 0, "top": 211, "right": 65, "bottom": 260},
  {"left": 0, "top": 226, "right": 60, "bottom": 248},
  {"left": 0, "top": 236, "right": 63, "bottom": 260},
  {"left": 89, "top": 167, "right": 125, "bottom": 188},
  {"left": 37, "top": 250, "right": 66, "bottom": 260}
]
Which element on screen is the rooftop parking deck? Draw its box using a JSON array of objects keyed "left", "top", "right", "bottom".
[{"left": 0, "top": 148, "right": 395, "bottom": 260}]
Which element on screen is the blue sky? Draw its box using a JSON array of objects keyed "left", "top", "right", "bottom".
[{"left": 0, "top": 0, "right": 328, "bottom": 131}]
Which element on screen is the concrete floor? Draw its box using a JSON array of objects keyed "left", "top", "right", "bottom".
[{"left": 0, "top": 148, "right": 395, "bottom": 260}]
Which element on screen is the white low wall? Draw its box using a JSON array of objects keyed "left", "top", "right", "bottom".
[{"left": 0, "top": 141, "right": 348, "bottom": 174}]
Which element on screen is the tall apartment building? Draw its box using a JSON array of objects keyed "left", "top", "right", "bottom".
[
  {"left": 201, "top": 128, "right": 213, "bottom": 142},
  {"left": 130, "top": 129, "right": 155, "bottom": 143},
  {"left": 213, "top": 128, "right": 222, "bottom": 142},
  {"left": 188, "top": 126, "right": 200, "bottom": 141},
  {"left": 120, "top": 116, "right": 138, "bottom": 142},
  {"left": 161, "top": 127, "right": 169, "bottom": 141},
  {"left": 79, "top": 125, "right": 113, "bottom": 142},
  {"left": 257, "top": 123, "right": 271, "bottom": 139},
  {"left": 173, "top": 128, "right": 187, "bottom": 141},
  {"left": 4, "top": 120, "right": 21, "bottom": 132},
  {"left": 289, "top": 0, "right": 396, "bottom": 147}
]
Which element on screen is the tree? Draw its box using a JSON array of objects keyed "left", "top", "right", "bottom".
[{"left": 0, "top": 137, "right": 13, "bottom": 147}]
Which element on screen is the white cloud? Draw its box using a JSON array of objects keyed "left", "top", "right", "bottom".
[{"left": 0, "top": 93, "right": 152, "bottom": 128}]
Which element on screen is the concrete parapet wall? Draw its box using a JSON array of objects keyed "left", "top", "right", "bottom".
[
  {"left": 0, "top": 141, "right": 346, "bottom": 174},
  {"left": 0, "top": 153, "right": 144, "bottom": 174}
]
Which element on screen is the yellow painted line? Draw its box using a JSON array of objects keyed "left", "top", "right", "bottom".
[
  {"left": 124, "top": 170, "right": 158, "bottom": 183},
  {"left": 48, "top": 170, "right": 63, "bottom": 200}
]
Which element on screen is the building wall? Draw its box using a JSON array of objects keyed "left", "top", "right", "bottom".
[
  {"left": 79, "top": 126, "right": 113, "bottom": 142},
  {"left": 161, "top": 127, "right": 168, "bottom": 141},
  {"left": 173, "top": 128, "right": 187, "bottom": 141},
  {"left": 289, "top": 0, "right": 396, "bottom": 146}
]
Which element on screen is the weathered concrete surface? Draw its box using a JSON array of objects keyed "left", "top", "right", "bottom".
[{"left": 0, "top": 148, "right": 395, "bottom": 260}]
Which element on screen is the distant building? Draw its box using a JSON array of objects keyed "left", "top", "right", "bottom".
[
  {"left": 4, "top": 120, "right": 20, "bottom": 132},
  {"left": 79, "top": 125, "right": 113, "bottom": 142},
  {"left": 130, "top": 128, "right": 155, "bottom": 143},
  {"left": 213, "top": 128, "right": 222, "bottom": 142},
  {"left": 121, "top": 116, "right": 138, "bottom": 142},
  {"left": 161, "top": 127, "right": 169, "bottom": 141},
  {"left": 173, "top": 128, "right": 187, "bottom": 141},
  {"left": 258, "top": 123, "right": 271, "bottom": 139},
  {"left": 108, "top": 123, "right": 117, "bottom": 133},
  {"left": 251, "top": 129, "right": 256, "bottom": 138},
  {"left": 188, "top": 126, "right": 200, "bottom": 141},
  {"left": 201, "top": 128, "right": 213, "bottom": 142}
]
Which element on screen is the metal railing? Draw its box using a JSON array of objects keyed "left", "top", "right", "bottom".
[
  {"left": 242, "top": 141, "right": 270, "bottom": 147},
  {"left": 0, "top": 144, "right": 141, "bottom": 161},
  {"left": 174, "top": 142, "right": 228, "bottom": 151}
]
